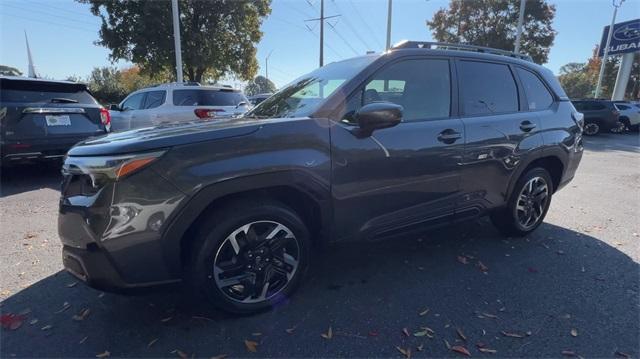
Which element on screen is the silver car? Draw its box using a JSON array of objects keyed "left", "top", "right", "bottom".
[
  {"left": 614, "top": 102, "right": 640, "bottom": 131},
  {"left": 109, "top": 83, "right": 250, "bottom": 132}
]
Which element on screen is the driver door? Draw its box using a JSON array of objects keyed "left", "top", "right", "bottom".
[
  {"left": 330, "top": 57, "right": 465, "bottom": 241},
  {"left": 115, "top": 92, "right": 145, "bottom": 131}
]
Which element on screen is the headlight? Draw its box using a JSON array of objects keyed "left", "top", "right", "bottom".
[{"left": 62, "top": 151, "right": 165, "bottom": 188}]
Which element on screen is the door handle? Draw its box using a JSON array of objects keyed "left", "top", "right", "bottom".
[
  {"left": 437, "top": 129, "right": 462, "bottom": 144},
  {"left": 520, "top": 120, "right": 537, "bottom": 132}
]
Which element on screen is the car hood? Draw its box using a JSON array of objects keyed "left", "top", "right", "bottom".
[{"left": 67, "top": 117, "right": 275, "bottom": 156}]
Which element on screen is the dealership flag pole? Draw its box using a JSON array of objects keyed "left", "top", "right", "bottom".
[
  {"left": 171, "top": 0, "right": 184, "bottom": 83},
  {"left": 595, "top": 0, "right": 624, "bottom": 98}
]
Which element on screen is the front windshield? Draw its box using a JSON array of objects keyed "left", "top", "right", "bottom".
[{"left": 247, "top": 55, "right": 377, "bottom": 118}]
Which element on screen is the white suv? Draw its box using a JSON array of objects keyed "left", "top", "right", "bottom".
[{"left": 109, "top": 83, "right": 250, "bottom": 132}]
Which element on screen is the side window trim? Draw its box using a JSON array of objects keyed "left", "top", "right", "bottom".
[
  {"left": 513, "top": 65, "right": 556, "bottom": 112},
  {"left": 342, "top": 55, "right": 457, "bottom": 124},
  {"left": 454, "top": 58, "right": 521, "bottom": 118}
]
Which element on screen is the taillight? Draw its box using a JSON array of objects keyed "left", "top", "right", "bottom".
[
  {"left": 99, "top": 108, "right": 111, "bottom": 126},
  {"left": 194, "top": 108, "right": 224, "bottom": 119}
]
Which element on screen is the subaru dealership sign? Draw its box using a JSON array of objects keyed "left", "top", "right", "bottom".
[{"left": 598, "top": 19, "right": 640, "bottom": 57}]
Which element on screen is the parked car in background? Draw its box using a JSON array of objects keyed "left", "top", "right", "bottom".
[
  {"left": 109, "top": 83, "right": 250, "bottom": 132},
  {"left": 59, "top": 41, "right": 583, "bottom": 314},
  {"left": 613, "top": 102, "right": 640, "bottom": 131},
  {"left": 571, "top": 99, "right": 621, "bottom": 135},
  {"left": 0, "top": 76, "right": 110, "bottom": 164},
  {"left": 248, "top": 93, "right": 273, "bottom": 106}
]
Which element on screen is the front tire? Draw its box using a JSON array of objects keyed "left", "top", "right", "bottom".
[
  {"left": 583, "top": 121, "right": 600, "bottom": 136},
  {"left": 188, "top": 199, "right": 311, "bottom": 314},
  {"left": 491, "top": 168, "right": 553, "bottom": 237}
]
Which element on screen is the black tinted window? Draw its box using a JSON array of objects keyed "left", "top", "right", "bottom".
[
  {"left": 573, "top": 102, "right": 586, "bottom": 111},
  {"left": 615, "top": 104, "right": 630, "bottom": 110},
  {"left": 0, "top": 80, "right": 96, "bottom": 104},
  {"left": 459, "top": 61, "right": 518, "bottom": 115},
  {"left": 592, "top": 103, "right": 606, "bottom": 110},
  {"left": 144, "top": 91, "right": 166, "bottom": 109},
  {"left": 517, "top": 68, "right": 553, "bottom": 110},
  {"left": 121, "top": 93, "right": 145, "bottom": 110},
  {"left": 173, "top": 89, "right": 246, "bottom": 106},
  {"left": 360, "top": 59, "right": 450, "bottom": 122}
]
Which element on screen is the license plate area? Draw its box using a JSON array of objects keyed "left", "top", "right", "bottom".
[{"left": 45, "top": 115, "right": 71, "bottom": 126}]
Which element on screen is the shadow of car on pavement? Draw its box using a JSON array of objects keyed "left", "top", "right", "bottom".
[{"left": 1, "top": 220, "right": 638, "bottom": 358}]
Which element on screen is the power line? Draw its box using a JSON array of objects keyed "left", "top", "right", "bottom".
[
  {"left": 327, "top": 21, "right": 360, "bottom": 56},
  {"left": 269, "top": 16, "right": 344, "bottom": 60},
  {"left": 26, "top": 0, "right": 97, "bottom": 19},
  {"left": 304, "top": 0, "right": 341, "bottom": 66},
  {"left": 347, "top": 0, "right": 384, "bottom": 49},
  {"left": 1, "top": 11, "right": 97, "bottom": 34},
  {"left": 2, "top": 3, "right": 99, "bottom": 27},
  {"left": 330, "top": 0, "right": 372, "bottom": 51}
]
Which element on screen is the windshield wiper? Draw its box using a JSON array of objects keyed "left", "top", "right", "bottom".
[{"left": 50, "top": 98, "right": 78, "bottom": 104}]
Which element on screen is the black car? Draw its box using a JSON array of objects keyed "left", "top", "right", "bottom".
[
  {"left": 58, "top": 41, "right": 583, "bottom": 313},
  {"left": 0, "top": 76, "right": 110, "bottom": 163},
  {"left": 571, "top": 99, "right": 620, "bottom": 135}
]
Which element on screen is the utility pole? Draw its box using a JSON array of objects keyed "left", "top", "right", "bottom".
[
  {"left": 595, "top": 0, "right": 625, "bottom": 98},
  {"left": 171, "top": 0, "right": 184, "bottom": 83},
  {"left": 386, "top": 0, "right": 393, "bottom": 50},
  {"left": 265, "top": 50, "right": 274, "bottom": 81},
  {"left": 304, "top": 0, "right": 340, "bottom": 67},
  {"left": 514, "top": 0, "right": 526, "bottom": 53}
]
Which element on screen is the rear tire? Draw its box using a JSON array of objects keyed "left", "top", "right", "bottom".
[
  {"left": 188, "top": 199, "right": 311, "bottom": 314},
  {"left": 491, "top": 168, "right": 553, "bottom": 237},
  {"left": 583, "top": 121, "right": 600, "bottom": 136}
]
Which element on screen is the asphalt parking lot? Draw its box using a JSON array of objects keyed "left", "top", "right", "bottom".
[{"left": 1, "top": 133, "right": 639, "bottom": 358}]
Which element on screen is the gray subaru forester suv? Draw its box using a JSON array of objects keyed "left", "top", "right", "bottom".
[{"left": 58, "top": 42, "right": 584, "bottom": 313}]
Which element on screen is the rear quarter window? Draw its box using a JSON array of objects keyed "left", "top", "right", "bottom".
[
  {"left": 516, "top": 68, "right": 554, "bottom": 110},
  {"left": 173, "top": 89, "right": 247, "bottom": 106}
]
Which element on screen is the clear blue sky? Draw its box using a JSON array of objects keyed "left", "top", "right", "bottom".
[{"left": 1, "top": 0, "right": 639, "bottom": 88}]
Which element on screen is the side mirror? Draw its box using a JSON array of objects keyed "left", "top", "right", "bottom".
[
  {"left": 109, "top": 104, "right": 122, "bottom": 111},
  {"left": 355, "top": 102, "right": 403, "bottom": 133},
  {"left": 236, "top": 101, "right": 248, "bottom": 108}
]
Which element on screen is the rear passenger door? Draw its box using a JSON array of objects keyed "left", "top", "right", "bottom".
[{"left": 456, "top": 59, "right": 543, "bottom": 218}]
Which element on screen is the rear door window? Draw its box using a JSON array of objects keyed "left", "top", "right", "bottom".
[
  {"left": 458, "top": 61, "right": 519, "bottom": 116},
  {"left": 121, "top": 93, "right": 145, "bottom": 110},
  {"left": 516, "top": 68, "right": 554, "bottom": 110},
  {"left": 143, "top": 91, "right": 166, "bottom": 109},
  {"left": 0, "top": 80, "right": 96, "bottom": 104},
  {"left": 173, "top": 89, "right": 246, "bottom": 106}
]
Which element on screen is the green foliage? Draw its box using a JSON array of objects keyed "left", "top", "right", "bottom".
[
  {"left": 427, "top": 0, "right": 556, "bottom": 64},
  {"left": 83, "top": 66, "right": 170, "bottom": 105},
  {"left": 78, "top": 0, "right": 271, "bottom": 83},
  {"left": 557, "top": 63, "right": 592, "bottom": 99},
  {"left": 0, "top": 65, "right": 23, "bottom": 76},
  {"left": 244, "top": 75, "right": 276, "bottom": 96}
]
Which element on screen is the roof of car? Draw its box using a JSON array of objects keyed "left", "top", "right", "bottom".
[
  {"left": 0, "top": 75, "right": 87, "bottom": 87},
  {"left": 144, "top": 82, "right": 240, "bottom": 91}
]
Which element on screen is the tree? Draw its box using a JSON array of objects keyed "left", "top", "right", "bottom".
[
  {"left": 558, "top": 63, "right": 592, "bottom": 99},
  {"left": 0, "top": 65, "right": 22, "bottom": 76},
  {"left": 85, "top": 66, "right": 170, "bottom": 105},
  {"left": 79, "top": 0, "right": 271, "bottom": 83},
  {"left": 244, "top": 75, "right": 276, "bottom": 96},
  {"left": 427, "top": 0, "right": 556, "bottom": 64}
]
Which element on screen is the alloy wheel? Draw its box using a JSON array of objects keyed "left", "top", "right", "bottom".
[
  {"left": 514, "top": 176, "right": 549, "bottom": 230},
  {"left": 212, "top": 220, "right": 300, "bottom": 304},
  {"left": 583, "top": 123, "right": 599, "bottom": 135}
]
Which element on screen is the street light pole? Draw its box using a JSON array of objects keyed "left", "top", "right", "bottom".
[
  {"left": 386, "top": 0, "right": 393, "bottom": 50},
  {"left": 171, "top": 0, "right": 184, "bottom": 83},
  {"left": 595, "top": 0, "right": 625, "bottom": 98},
  {"left": 514, "top": 0, "right": 526, "bottom": 53},
  {"left": 265, "top": 50, "right": 274, "bottom": 81}
]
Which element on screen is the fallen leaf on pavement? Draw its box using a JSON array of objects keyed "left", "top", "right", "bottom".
[
  {"left": 402, "top": 328, "right": 410, "bottom": 337},
  {"left": 419, "top": 308, "right": 430, "bottom": 316},
  {"left": 147, "top": 338, "right": 159, "bottom": 348},
  {"left": 252, "top": 332, "right": 262, "bottom": 336},
  {"left": 451, "top": 345, "right": 471, "bottom": 356},
  {"left": 174, "top": 349, "right": 189, "bottom": 359},
  {"left": 477, "top": 261, "right": 489, "bottom": 272},
  {"left": 244, "top": 340, "right": 258, "bottom": 353},
  {"left": 41, "top": 324, "right": 53, "bottom": 331},
  {"left": 570, "top": 329, "right": 578, "bottom": 337},
  {"left": 457, "top": 328, "right": 467, "bottom": 341},
  {"left": 285, "top": 326, "right": 296, "bottom": 334},
  {"left": 321, "top": 326, "right": 333, "bottom": 339},
  {"left": 55, "top": 302, "right": 71, "bottom": 313},
  {"left": 160, "top": 316, "right": 173, "bottom": 323},
  {"left": 444, "top": 339, "right": 452, "bottom": 349},
  {"left": 501, "top": 331, "right": 525, "bottom": 338},
  {"left": 368, "top": 331, "right": 379, "bottom": 337},
  {"left": 396, "top": 346, "right": 411, "bottom": 358},
  {"left": 557, "top": 250, "right": 565, "bottom": 255},
  {"left": 211, "top": 355, "right": 228, "bottom": 359},
  {"left": 615, "top": 351, "right": 631, "bottom": 358},
  {"left": 561, "top": 350, "right": 577, "bottom": 357},
  {"left": 481, "top": 313, "right": 498, "bottom": 319},
  {"left": 1, "top": 314, "right": 25, "bottom": 330},
  {"left": 527, "top": 267, "right": 538, "bottom": 273},
  {"left": 417, "top": 344, "right": 424, "bottom": 351},
  {"left": 478, "top": 347, "right": 497, "bottom": 354},
  {"left": 73, "top": 308, "right": 91, "bottom": 321},
  {"left": 29, "top": 319, "right": 38, "bottom": 325},
  {"left": 457, "top": 256, "right": 469, "bottom": 264},
  {"left": 95, "top": 351, "right": 110, "bottom": 358},
  {"left": 79, "top": 336, "right": 88, "bottom": 344},
  {"left": 67, "top": 282, "right": 78, "bottom": 288}
]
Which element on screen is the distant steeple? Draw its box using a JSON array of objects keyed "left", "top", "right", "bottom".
[{"left": 24, "top": 30, "right": 37, "bottom": 78}]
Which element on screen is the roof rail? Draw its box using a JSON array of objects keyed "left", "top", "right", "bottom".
[{"left": 391, "top": 40, "right": 533, "bottom": 62}]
